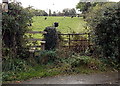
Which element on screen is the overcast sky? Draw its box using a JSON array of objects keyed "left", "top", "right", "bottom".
[
  {"left": 0, "top": 0, "right": 120, "bottom": 13},
  {"left": 18, "top": 0, "right": 80, "bottom": 13},
  {"left": 18, "top": 0, "right": 120, "bottom": 13}
]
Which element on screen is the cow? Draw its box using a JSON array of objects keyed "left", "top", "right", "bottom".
[{"left": 44, "top": 17, "right": 47, "bottom": 20}]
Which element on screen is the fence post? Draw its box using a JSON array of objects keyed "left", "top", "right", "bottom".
[
  {"left": 68, "top": 34, "right": 70, "bottom": 49},
  {"left": 0, "top": 5, "right": 2, "bottom": 86},
  {"left": 2, "top": 0, "right": 8, "bottom": 12},
  {"left": 41, "top": 41, "right": 46, "bottom": 50},
  {"left": 88, "top": 33, "right": 90, "bottom": 49}
]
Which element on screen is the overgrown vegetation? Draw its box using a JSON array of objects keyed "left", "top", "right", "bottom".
[
  {"left": 2, "top": 2, "right": 33, "bottom": 59},
  {"left": 3, "top": 49, "right": 109, "bottom": 83},
  {"left": 76, "top": 2, "right": 109, "bottom": 19},
  {"left": 2, "top": 1, "right": 119, "bottom": 84},
  {"left": 85, "top": 2, "right": 120, "bottom": 69},
  {"left": 2, "top": 2, "right": 33, "bottom": 82},
  {"left": 35, "top": 50, "right": 57, "bottom": 64}
]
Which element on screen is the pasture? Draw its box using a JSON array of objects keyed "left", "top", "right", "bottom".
[
  {"left": 30, "top": 16, "right": 87, "bottom": 33},
  {"left": 29, "top": 16, "right": 87, "bottom": 39}
]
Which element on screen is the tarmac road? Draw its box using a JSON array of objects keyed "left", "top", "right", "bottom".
[{"left": 13, "top": 71, "right": 120, "bottom": 85}]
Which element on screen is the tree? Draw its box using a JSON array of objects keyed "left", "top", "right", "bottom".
[
  {"left": 76, "top": 2, "right": 107, "bottom": 18},
  {"left": 2, "top": 2, "right": 33, "bottom": 58},
  {"left": 63, "top": 8, "right": 76, "bottom": 16},
  {"left": 52, "top": 11, "right": 57, "bottom": 16},
  {"left": 26, "top": 7, "right": 48, "bottom": 16},
  {"left": 63, "top": 8, "right": 70, "bottom": 16},
  {"left": 49, "top": 9, "right": 52, "bottom": 16},
  {"left": 76, "top": 2, "right": 91, "bottom": 14},
  {"left": 56, "top": 11, "right": 64, "bottom": 16},
  {"left": 69, "top": 8, "right": 76, "bottom": 16},
  {"left": 86, "top": 2, "right": 120, "bottom": 66},
  {"left": 42, "top": 11, "right": 48, "bottom": 16}
]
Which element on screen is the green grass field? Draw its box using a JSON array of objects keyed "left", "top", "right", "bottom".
[
  {"left": 30, "top": 16, "right": 87, "bottom": 33},
  {"left": 28, "top": 16, "right": 88, "bottom": 40}
]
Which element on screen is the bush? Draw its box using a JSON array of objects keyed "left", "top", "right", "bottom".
[
  {"left": 35, "top": 50, "right": 57, "bottom": 64},
  {"left": 58, "top": 55, "right": 103, "bottom": 70},
  {"left": 2, "top": 2, "right": 33, "bottom": 59},
  {"left": 56, "top": 48, "right": 75, "bottom": 58},
  {"left": 86, "top": 2, "right": 120, "bottom": 68},
  {"left": 70, "top": 56, "right": 101, "bottom": 69},
  {"left": 2, "top": 58, "right": 32, "bottom": 72}
]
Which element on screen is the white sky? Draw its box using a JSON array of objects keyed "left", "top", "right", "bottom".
[
  {"left": 0, "top": 0, "right": 120, "bottom": 13},
  {"left": 18, "top": 0, "right": 80, "bottom": 13},
  {"left": 17, "top": 0, "right": 120, "bottom": 13}
]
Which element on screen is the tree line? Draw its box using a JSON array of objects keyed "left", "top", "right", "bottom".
[{"left": 27, "top": 7, "right": 77, "bottom": 16}]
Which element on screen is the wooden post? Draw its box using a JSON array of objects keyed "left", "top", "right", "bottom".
[
  {"left": 88, "top": 33, "right": 90, "bottom": 49},
  {"left": 68, "top": 34, "right": 70, "bottom": 49},
  {"left": 0, "top": 4, "right": 2, "bottom": 82},
  {"left": 2, "top": 0, "right": 8, "bottom": 12},
  {"left": 41, "top": 41, "right": 46, "bottom": 50}
]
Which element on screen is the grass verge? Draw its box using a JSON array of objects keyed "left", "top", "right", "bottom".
[{"left": 3, "top": 62, "right": 111, "bottom": 84}]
